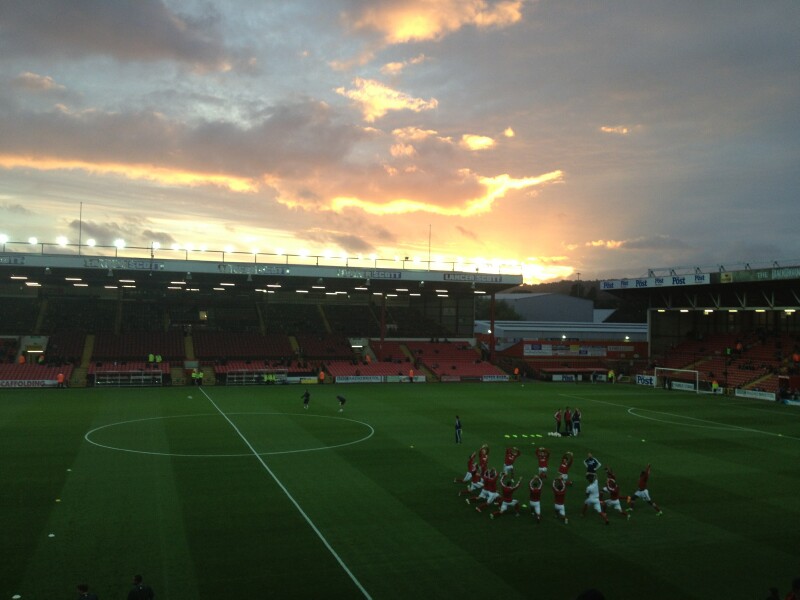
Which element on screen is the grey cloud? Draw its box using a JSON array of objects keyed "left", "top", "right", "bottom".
[
  {"left": 1, "top": 202, "right": 33, "bottom": 215},
  {"left": 0, "top": 0, "right": 241, "bottom": 71},
  {"left": 455, "top": 225, "right": 480, "bottom": 242},
  {"left": 0, "top": 98, "right": 367, "bottom": 178},
  {"left": 620, "top": 235, "right": 688, "bottom": 251}
]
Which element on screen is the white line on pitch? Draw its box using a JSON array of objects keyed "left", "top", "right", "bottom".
[
  {"left": 199, "top": 387, "right": 372, "bottom": 599},
  {"left": 558, "top": 392, "right": 800, "bottom": 441}
]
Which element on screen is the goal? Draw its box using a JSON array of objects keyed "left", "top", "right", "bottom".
[{"left": 653, "top": 367, "right": 703, "bottom": 394}]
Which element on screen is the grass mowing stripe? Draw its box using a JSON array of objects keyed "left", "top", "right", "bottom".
[{"left": 198, "top": 386, "right": 372, "bottom": 600}]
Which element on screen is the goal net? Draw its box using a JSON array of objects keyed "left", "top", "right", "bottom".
[{"left": 653, "top": 367, "right": 713, "bottom": 394}]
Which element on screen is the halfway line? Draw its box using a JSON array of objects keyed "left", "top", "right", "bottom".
[{"left": 199, "top": 387, "right": 372, "bottom": 599}]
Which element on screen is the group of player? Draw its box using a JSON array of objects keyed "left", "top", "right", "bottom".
[
  {"left": 454, "top": 444, "right": 663, "bottom": 524},
  {"left": 553, "top": 406, "right": 581, "bottom": 436}
]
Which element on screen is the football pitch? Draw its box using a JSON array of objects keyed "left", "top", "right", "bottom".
[{"left": 2, "top": 382, "right": 798, "bottom": 599}]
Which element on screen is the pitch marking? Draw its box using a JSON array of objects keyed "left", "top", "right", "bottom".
[
  {"left": 198, "top": 387, "right": 372, "bottom": 599},
  {"left": 85, "top": 412, "right": 374, "bottom": 457}
]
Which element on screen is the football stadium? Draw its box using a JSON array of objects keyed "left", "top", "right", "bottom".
[{"left": 1, "top": 245, "right": 799, "bottom": 599}]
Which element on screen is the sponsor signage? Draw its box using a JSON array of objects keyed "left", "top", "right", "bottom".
[
  {"left": 636, "top": 374, "right": 655, "bottom": 386},
  {"left": 601, "top": 273, "right": 710, "bottom": 290},
  {"left": 734, "top": 388, "right": 776, "bottom": 401},
  {"left": 334, "top": 376, "right": 384, "bottom": 384},
  {"left": 671, "top": 381, "right": 696, "bottom": 392},
  {"left": 481, "top": 375, "right": 510, "bottom": 382},
  {"left": 0, "top": 379, "right": 56, "bottom": 388},
  {"left": 720, "top": 265, "right": 800, "bottom": 284}
]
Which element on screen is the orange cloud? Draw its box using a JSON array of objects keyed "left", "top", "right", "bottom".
[
  {"left": 352, "top": 0, "right": 525, "bottom": 44},
  {"left": 0, "top": 155, "right": 258, "bottom": 193},
  {"left": 380, "top": 54, "right": 427, "bottom": 75},
  {"left": 600, "top": 125, "right": 630, "bottom": 135},
  {"left": 586, "top": 239, "right": 624, "bottom": 249},
  {"left": 336, "top": 78, "right": 438, "bottom": 122},
  {"left": 329, "top": 169, "right": 563, "bottom": 216},
  {"left": 460, "top": 134, "right": 496, "bottom": 151}
]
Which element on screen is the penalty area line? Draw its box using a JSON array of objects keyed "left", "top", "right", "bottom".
[{"left": 198, "top": 387, "right": 372, "bottom": 599}]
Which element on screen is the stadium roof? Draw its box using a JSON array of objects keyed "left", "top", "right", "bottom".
[{"left": 0, "top": 245, "right": 522, "bottom": 301}]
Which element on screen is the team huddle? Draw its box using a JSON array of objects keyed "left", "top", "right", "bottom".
[{"left": 454, "top": 444, "right": 663, "bottom": 523}]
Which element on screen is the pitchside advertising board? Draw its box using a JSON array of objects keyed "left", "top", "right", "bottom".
[
  {"left": 636, "top": 374, "right": 655, "bottom": 386},
  {"left": 600, "top": 273, "right": 711, "bottom": 290}
]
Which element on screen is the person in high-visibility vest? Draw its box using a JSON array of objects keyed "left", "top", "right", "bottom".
[
  {"left": 409, "top": 368, "right": 414, "bottom": 383},
  {"left": 318, "top": 370, "right": 325, "bottom": 385},
  {"left": 56, "top": 372, "right": 65, "bottom": 388}
]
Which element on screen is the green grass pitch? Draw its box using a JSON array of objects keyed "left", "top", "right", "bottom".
[{"left": 2, "top": 382, "right": 798, "bottom": 599}]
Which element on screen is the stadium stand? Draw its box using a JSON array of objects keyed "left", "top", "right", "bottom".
[
  {"left": 92, "top": 331, "right": 185, "bottom": 362},
  {"left": 323, "top": 304, "right": 381, "bottom": 337},
  {"left": 0, "top": 297, "right": 41, "bottom": 334},
  {"left": 40, "top": 297, "right": 118, "bottom": 333}
]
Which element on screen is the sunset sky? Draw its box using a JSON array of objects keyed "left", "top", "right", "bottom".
[{"left": 1, "top": 1, "right": 798, "bottom": 283}]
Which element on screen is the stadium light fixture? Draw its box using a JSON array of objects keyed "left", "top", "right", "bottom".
[
  {"left": 56, "top": 236, "right": 68, "bottom": 247},
  {"left": 151, "top": 241, "right": 161, "bottom": 250},
  {"left": 680, "top": 309, "right": 689, "bottom": 313},
  {"left": 0, "top": 234, "right": 8, "bottom": 244},
  {"left": 28, "top": 237, "right": 38, "bottom": 245},
  {"left": 87, "top": 238, "right": 96, "bottom": 247}
]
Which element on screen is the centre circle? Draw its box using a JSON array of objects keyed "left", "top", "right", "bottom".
[{"left": 84, "top": 412, "right": 374, "bottom": 457}]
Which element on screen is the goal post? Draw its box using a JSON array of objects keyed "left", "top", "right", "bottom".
[{"left": 653, "top": 367, "right": 703, "bottom": 394}]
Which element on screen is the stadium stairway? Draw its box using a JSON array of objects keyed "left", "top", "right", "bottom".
[
  {"left": 184, "top": 334, "right": 195, "bottom": 360},
  {"left": 70, "top": 367, "right": 88, "bottom": 387},
  {"left": 68, "top": 334, "right": 95, "bottom": 387},
  {"left": 201, "top": 365, "right": 216, "bottom": 385},
  {"left": 170, "top": 366, "right": 187, "bottom": 386}
]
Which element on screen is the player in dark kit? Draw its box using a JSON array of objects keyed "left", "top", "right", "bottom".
[
  {"left": 301, "top": 389, "right": 310, "bottom": 409},
  {"left": 337, "top": 395, "right": 346, "bottom": 412}
]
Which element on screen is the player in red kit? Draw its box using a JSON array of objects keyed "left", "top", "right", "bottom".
[
  {"left": 535, "top": 446, "right": 550, "bottom": 479},
  {"left": 454, "top": 451, "right": 477, "bottom": 484},
  {"left": 554, "top": 408, "right": 562, "bottom": 434},
  {"left": 502, "top": 446, "right": 521, "bottom": 476},
  {"left": 626, "top": 463, "right": 663, "bottom": 515},
  {"left": 477, "top": 443, "right": 490, "bottom": 472},
  {"left": 602, "top": 475, "right": 629, "bottom": 519},
  {"left": 557, "top": 451, "right": 574, "bottom": 485},
  {"left": 564, "top": 407, "right": 573, "bottom": 436},
  {"left": 552, "top": 476, "right": 569, "bottom": 524},
  {"left": 528, "top": 475, "right": 544, "bottom": 522},
  {"left": 469, "top": 468, "right": 500, "bottom": 511},
  {"left": 458, "top": 464, "right": 484, "bottom": 497},
  {"left": 491, "top": 474, "right": 521, "bottom": 519}
]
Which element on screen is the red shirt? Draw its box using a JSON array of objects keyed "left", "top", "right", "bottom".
[
  {"left": 536, "top": 448, "right": 550, "bottom": 467},
  {"left": 637, "top": 465, "right": 651, "bottom": 491},
  {"left": 558, "top": 455, "right": 573, "bottom": 475},
  {"left": 529, "top": 480, "right": 543, "bottom": 501},
  {"left": 564, "top": 409, "right": 572, "bottom": 424},
  {"left": 478, "top": 448, "right": 489, "bottom": 470},
  {"left": 554, "top": 409, "right": 562, "bottom": 422},
  {"left": 470, "top": 468, "right": 482, "bottom": 484},
  {"left": 552, "top": 482, "right": 567, "bottom": 505},
  {"left": 466, "top": 453, "right": 475, "bottom": 471},
  {"left": 504, "top": 447, "right": 521, "bottom": 466},
  {"left": 605, "top": 479, "right": 620, "bottom": 501},
  {"left": 500, "top": 479, "right": 520, "bottom": 502},
  {"left": 483, "top": 470, "right": 498, "bottom": 493}
]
